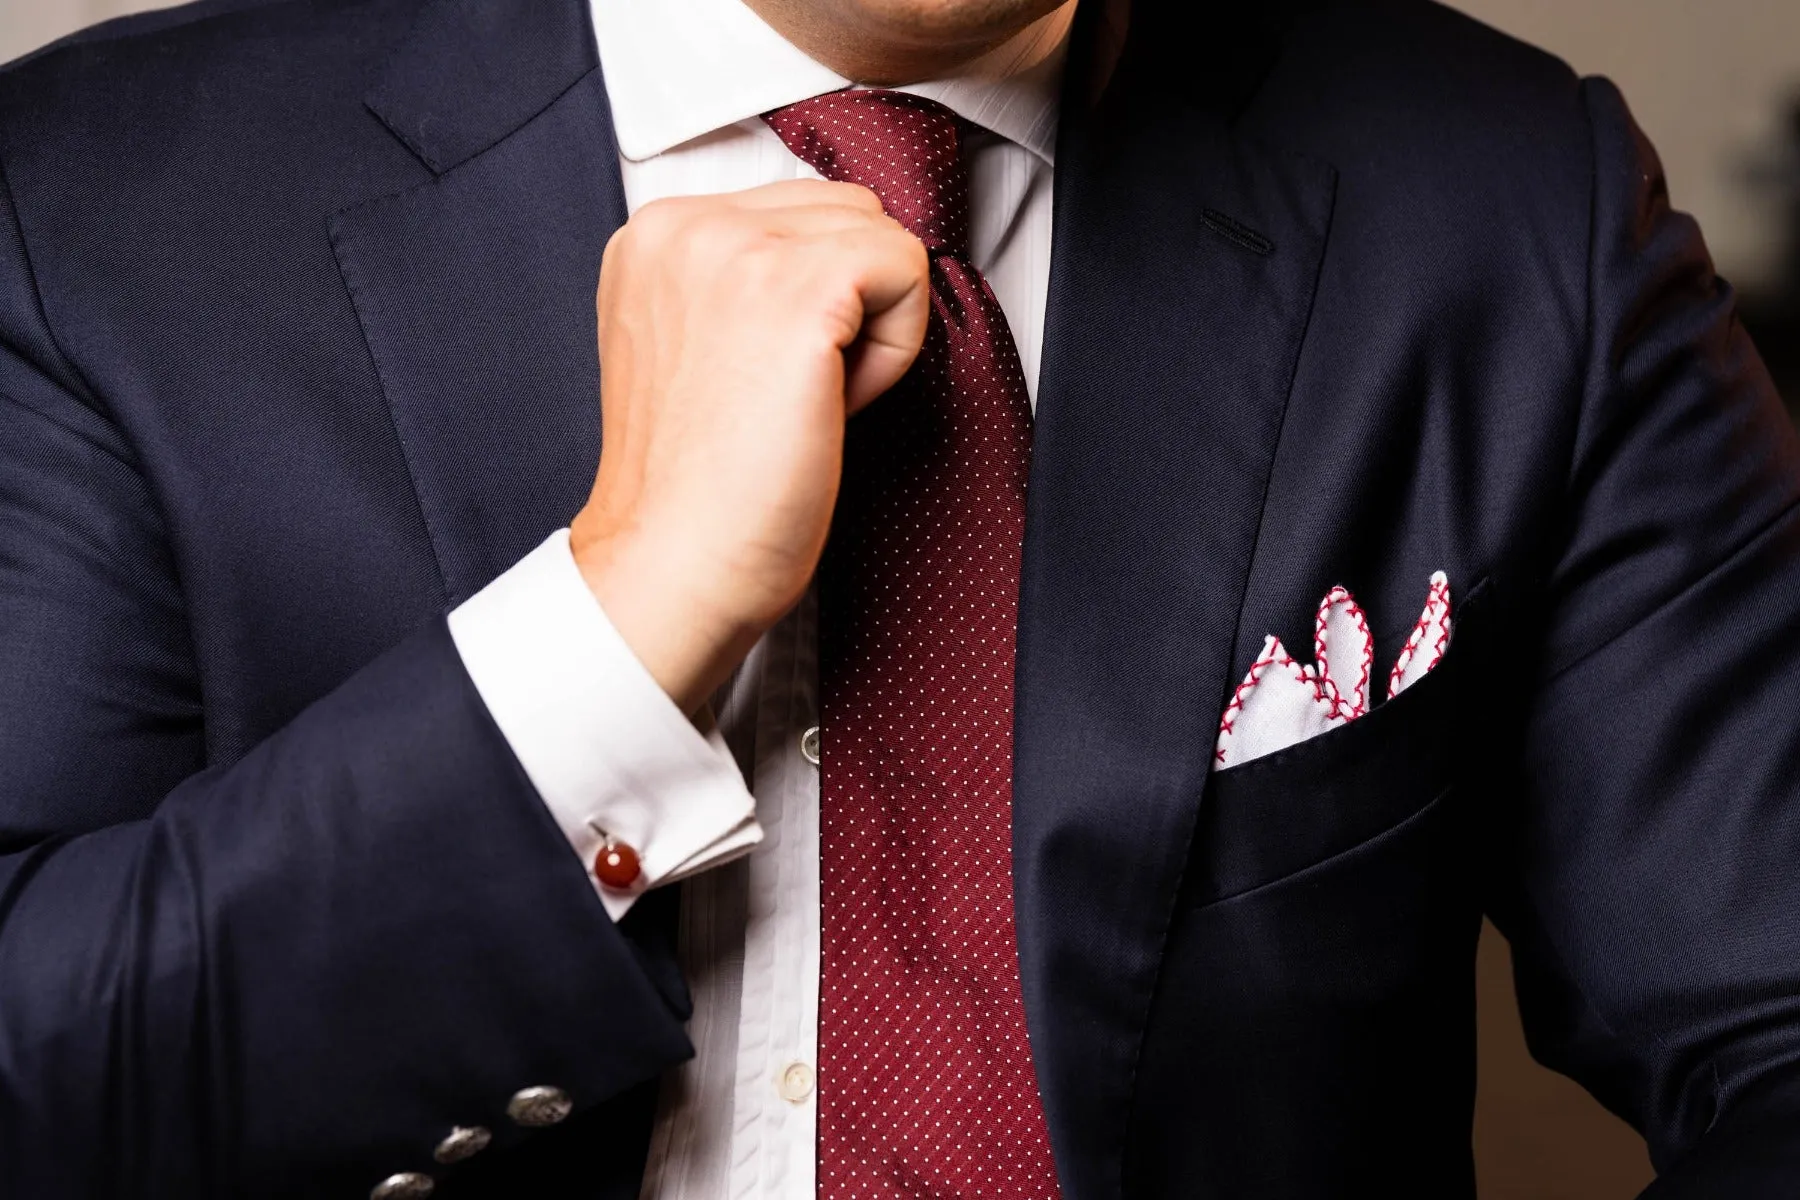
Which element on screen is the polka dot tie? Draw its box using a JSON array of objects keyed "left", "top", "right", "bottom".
[{"left": 763, "top": 91, "right": 1062, "bottom": 1200}]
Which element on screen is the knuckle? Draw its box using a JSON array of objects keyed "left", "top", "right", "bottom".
[
  {"left": 840, "top": 181, "right": 884, "bottom": 209},
  {"left": 737, "top": 237, "right": 792, "bottom": 290},
  {"left": 630, "top": 195, "right": 691, "bottom": 241},
  {"left": 597, "top": 225, "right": 637, "bottom": 297},
  {"left": 808, "top": 179, "right": 881, "bottom": 211},
  {"left": 690, "top": 213, "right": 754, "bottom": 261},
  {"left": 597, "top": 234, "right": 622, "bottom": 289},
  {"left": 891, "top": 232, "right": 929, "bottom": 278}
]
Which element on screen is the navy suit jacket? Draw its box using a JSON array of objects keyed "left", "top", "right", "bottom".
[{"left": 4, "top": 0, "right": 1800, "bottom": 1196}]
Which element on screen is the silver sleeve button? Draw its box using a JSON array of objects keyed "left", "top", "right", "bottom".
[
  {"left": 506, "top": 1085, "right": 573, "bottom": 1127},
  {"left": 800, "top": 725, "right": 820, "bottom": 765},
  {"left": 432, "top": 1125, "right": 492, "bottom": 1164},
  {"left": 369, "top": 1173, "right": 435, "bottom": 1200}
]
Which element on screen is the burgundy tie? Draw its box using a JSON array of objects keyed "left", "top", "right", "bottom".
[{"left": 763, "top": 91, "right": 1062, "bottom": 1199}]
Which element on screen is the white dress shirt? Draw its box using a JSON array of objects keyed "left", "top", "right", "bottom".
[{"left": 447, "top": 1, "right": 1071, "bottom": 1194}]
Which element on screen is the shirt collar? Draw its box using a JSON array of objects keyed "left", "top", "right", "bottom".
[{"left": 591, "top": 0, "right": 1073, "bottom": 166}]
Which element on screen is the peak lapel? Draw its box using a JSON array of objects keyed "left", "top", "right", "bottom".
[
  {"left": 333, "top": 0, "right": 623, "bottom": 604},
  {"left": 1012, "top": 14, "right": 1338, "bottom": 1197}
]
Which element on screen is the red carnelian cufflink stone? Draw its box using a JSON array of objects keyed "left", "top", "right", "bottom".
[{"left": 593, "top": 841, "right": 641, "bottom": 890}]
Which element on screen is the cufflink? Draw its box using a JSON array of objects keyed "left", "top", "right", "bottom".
[{"left": 587, "top": 821, "right": 641, "bottom": 890}]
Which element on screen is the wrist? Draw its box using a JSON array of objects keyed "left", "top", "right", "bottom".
[{"left": 569, "top": 518, "right": 754, "bottom": 716}]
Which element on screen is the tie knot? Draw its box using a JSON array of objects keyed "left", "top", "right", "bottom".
[{"left": 763, "top": 90, "right": 969, "bottom": 254}]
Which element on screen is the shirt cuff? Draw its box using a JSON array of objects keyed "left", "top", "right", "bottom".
[{"left": 447, "top": 528, "right": 763, "bottom": 920}]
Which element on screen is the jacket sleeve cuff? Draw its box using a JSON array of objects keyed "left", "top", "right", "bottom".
[{"left": 446, "top": 528, "right": 762, "bottom": 920}]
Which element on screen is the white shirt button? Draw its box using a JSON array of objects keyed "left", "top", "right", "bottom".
[
  {"left": 777, "top": 1060, "right": 815, "bottom": 1104},
  {"left": 800, "top": 725, "right": 820, "bottom": 765}
]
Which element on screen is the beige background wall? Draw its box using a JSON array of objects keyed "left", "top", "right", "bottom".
[
  {"left": 3, "top": 1, "right": 1797, "bottom": 1197},
  {"left": 1, "top": 0, "right": 132, "bottom": 69},
  {"left": 1456, "top": 0, "right": 1800, "bottom": 292}
]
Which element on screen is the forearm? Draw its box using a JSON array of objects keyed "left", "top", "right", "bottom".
[{"left": 0, "top": 618, "right": 693, "bottom": 1197}]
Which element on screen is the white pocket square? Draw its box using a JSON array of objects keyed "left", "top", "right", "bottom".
[{"left": 1214, "top": 572, "right": 1452, "bottom": 769}]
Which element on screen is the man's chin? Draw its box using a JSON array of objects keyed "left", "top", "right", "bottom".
[
  {"left": 849, "top": 0, "right": 1069, "bottom": 39},
  {"left": 745, "top": 0, "right": 1074, "bottom": 83}
]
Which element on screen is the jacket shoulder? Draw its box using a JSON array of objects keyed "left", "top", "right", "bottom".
[
  {"left": 0, "top": 0, "right": 425, "bottom": 177},
  {"left": 1233, "top": 0, "right": 1608, "bottom": 303},
  {"left": 1264, "top": 0, "right": 1593, "bottom": 181},
  {"left": 0, "top": 0, "right": 434, "bottom": 322},
  {"left": 4, "top": 0, "right": 296, "bottom": 68}
]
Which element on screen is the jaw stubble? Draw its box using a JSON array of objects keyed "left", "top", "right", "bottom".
[{"left": 738, "top": 0, "right": 1075, "bottom": 84}]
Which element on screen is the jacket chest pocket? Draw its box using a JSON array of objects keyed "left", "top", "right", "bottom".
[
  {"left": 1124, "top": 581, "right": 1499, "bottom": 1198},
  {"left": 1182, "top": 575, "right": 1494, "bottom": 907}
]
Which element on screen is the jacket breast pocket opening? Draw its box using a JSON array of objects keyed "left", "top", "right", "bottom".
[{"left": 1182, "top": 576, "right": 1494, "bottom": 906}]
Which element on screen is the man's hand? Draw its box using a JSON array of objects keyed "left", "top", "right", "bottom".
[{"left": 570, "top": 180, "right": 931, "bottom": 715}]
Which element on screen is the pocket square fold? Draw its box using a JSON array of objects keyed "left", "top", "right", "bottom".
[{"left": 1215, "top": 572, "right": 1452, "bottom": 769}]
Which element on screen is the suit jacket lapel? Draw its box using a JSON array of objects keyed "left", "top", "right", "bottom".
[
  {"left": 332, "top": 0, "right": 624, "bottom": 605},
  {"left": 1013, "top": 9, "right": 1338, "bottom": 1196}
]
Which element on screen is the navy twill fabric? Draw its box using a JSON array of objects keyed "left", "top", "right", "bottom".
[{"left": 3, "top": 1, "right": 1800, "bottom": 1198}]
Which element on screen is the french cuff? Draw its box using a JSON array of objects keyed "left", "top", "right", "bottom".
[{"left": 447, "top": 528, "right": 763, "bottom": 921}]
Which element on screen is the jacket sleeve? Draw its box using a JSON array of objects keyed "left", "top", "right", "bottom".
[
  {"left": 1488, "top": 76, "right": 1800, "bottom": 1194},
  {"left": 0, "top": 164, "right": 692, "bottom": 1198}
]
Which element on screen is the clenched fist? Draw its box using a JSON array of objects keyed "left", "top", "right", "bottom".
[{"left": 570, "top": 179, "right": 931, "bottom": 714}]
